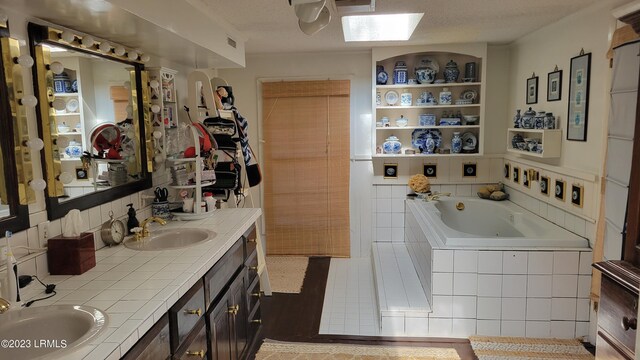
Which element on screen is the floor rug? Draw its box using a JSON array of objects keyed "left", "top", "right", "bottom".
[
  {"left": 469, "top": 336, "right": 594, "bottom": 359},
  {"left": 265, "top": 256, "right": 309, "bottom": 293},
  {"left": 255, "top": 339, "right": 461, "bottom": 359}
]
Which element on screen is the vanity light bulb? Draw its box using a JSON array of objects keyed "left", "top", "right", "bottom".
[
  {"left": 98, "top": 41, "right": 111, "bottom": 53},
  {"left": 15, "top": 55, "right": 34, "bottom": 68},
  {"left": 151, "top": 104, "right": 161, "bottom": 113},
  {"left": 29, "top": 179, "right": 47, "bottom": 191},
  {"left": 49, "top": 61, "right": 64, "bottom": 75},
  {"left": 51, "top": 98, "right": 67, "bottom": 111},
  {"left": 127, "top": 51, "right": 139, "bottom": 61},
  {"left": 149, "top": 80, "right": 160, "bottom": 89},
  {"left": 19, "top": 95, "right": 38, "bottom": 107},
  {"left": 152, "top": 130, "right": 162, "bottom": 139},
  {"left": 81, "top": 35, "right": 95, "bottom": 48},
  {"left": 24, "top": 138, "right": 44, "bottom": 150},
  {"left": 114, "top": 46, "right": 126, "bottom": 56},
  {"left": 140, "top": 54, "right": 150, "bottom": 63},
  {"left": 58, "top": 172, "right": 74, "bottom": 184},
  {"left": 60, "top": 31, "right": 76, "bottom": 43}
]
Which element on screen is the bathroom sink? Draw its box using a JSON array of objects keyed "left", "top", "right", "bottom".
[
  {"left": 123, "top": 228, "right": 217, "bottom": 251},
  {"left": 0, "top": 305, "right": 108, "bottom": 359}
]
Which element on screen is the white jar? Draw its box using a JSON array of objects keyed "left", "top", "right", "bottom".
[{"left": 439, "top": 88, "right": 452, "bottom": 105}]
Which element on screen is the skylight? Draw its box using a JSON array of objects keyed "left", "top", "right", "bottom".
[{"left": 341, "top": 13, "right": 423, "bottom": 42}]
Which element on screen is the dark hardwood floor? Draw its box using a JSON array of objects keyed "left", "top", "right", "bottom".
[{"left": 248, "top": 257, "right": 477, "bottom": 359}]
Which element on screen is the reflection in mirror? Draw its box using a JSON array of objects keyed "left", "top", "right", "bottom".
[
  {"left": 29, "top": 23, "right": 152, "bottom": 220},
  {"left": 44, "top": 44, "right": 141, "bottom": 202}
]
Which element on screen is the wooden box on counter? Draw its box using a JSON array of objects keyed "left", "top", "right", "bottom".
[{"left": 47, "top": 233, "right": 96, "bottom": 275}]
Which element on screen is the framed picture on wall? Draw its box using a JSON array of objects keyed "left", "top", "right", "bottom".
[
  {"left": 526, "top": 75, "right": 538, "bottom": 104},
  {"left": 547, "top": 68, "right": 562, "bottom": 101},
  {"left": 567, "top": 51, "right": 591, "bottom": 141}
]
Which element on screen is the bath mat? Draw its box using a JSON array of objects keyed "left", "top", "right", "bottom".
[
  {"left": 265, "top": 256, "right": 308, "bottom": 293},
  {"left": 255, "top": 339, "right": 461, "bottom": 359},
  {"left": 469, "top": 336, "right": 594, "bottom": 359}
]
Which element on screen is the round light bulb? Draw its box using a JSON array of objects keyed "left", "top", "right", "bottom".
[
  {"left": 98, "top": 41, "right": 111, "bottom": 53},
  {"left": 140, "top": 54, "right": 150, "bottom": 63},
  {"left": 19, "top": 95, "right": 38, "bottom": 107},
  {"left": 114, "top": 46, "right": 126, "bottom": 56},
  {"left": 29, "top": 179, "right": 47, "bottom": 191},
  {"left": 49, "top": 61, "right": 64, "bottom": 75},
  {"left": 81, "top": 35, "right": 95, "bottom": 48},
  {"left": 55, "top": 137, "right": 69, "bottom": 148},
  {"left": 152, "top": 130, "right": 162, "bottom": 139},
  {"left": 58, "top": 172, "right": 74, "bottom": 184},
  {"left": 51, "top": 98, "right": 67, "bottom": 111},
  {"left": 149, "top": 79, "right": 159, "bottom": 89},
  {"left": 15, "top": 54, "right": 34, "bottom": 68},
  {"left": 60, "top": 30, "right": 75, "bottom": 43},
  {"left": 24, "top": 138, "right": 44, "bottom": 150},
  {"left": 151, "top": 104, "right": 161, "bottom": 113},
  {"left": 127, "top": 51, "right": 139, "bottom": 61}
]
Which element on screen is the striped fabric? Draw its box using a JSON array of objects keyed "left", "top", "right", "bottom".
[{"left": 231, "top": 107, "right": 253, "bottom": 164}]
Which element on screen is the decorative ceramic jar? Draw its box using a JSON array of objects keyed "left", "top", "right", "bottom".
[
  {"left": 534, "top": 111, "right": 546, "bottom": 129},
  {"left": 464, "top": 62, "right": 477, "bottom": 82},
  {"left": 545, "top": 112, "right": 556, "bottom": 129},
  {"left": 380, "top": 116, "right": 390, "bottom": 127},
  {"left": 451, "top": 132, "right": 462, "bottom": 153},
  {"left": 424, "top": 133, "right": 435, "bottom": 154},
  {"left": 419, "top": 113, "right": 436, "bottom": 126},
  {"left": 382, "top": 135, "right": 402, "bottom": 154},
  {"left": 513, "top": 109, "right": 521, "bottom": 128},
  {"left": 395, "top": 115, "right": 408, "bottom": 127},
  {"left": 376, "top": 65, "right": 388, "bottom": 85},
  {"left": 521, "top": 107, "right": 536, "bottom": 129},
  {"left": 439, "top": 88, "right": 452, "bottom": 105},
  {"left": 415, "top": 58, "right": 438, "bottom": 84},
  {"left": 65, "top": 140, "right": 82, "bottom": 158},
  {"left": 400, "top": 91, "right": 412, "bottom": 106},
  {"left": 443, "top": 60, "right": 460, "bottom": 83},
  {"left": 53, "top": 72, "right": 71, "bottom": 93},
  {"left": 393, "top": 61, "right": 408, "bottom": 85},
  {"left": 511, "top": 133, "right": 524, "bottom": 149}
]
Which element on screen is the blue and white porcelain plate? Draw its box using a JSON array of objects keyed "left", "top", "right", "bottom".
[
  {"left": 412, "top": 129, "right": 442, "bottom": 151},
  {"left": 385, "top": 90, "right": 399, "bottom": 106}
]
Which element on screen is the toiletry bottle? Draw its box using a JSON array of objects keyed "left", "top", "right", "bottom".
[
  {"left": 203, "top": 192, "right": 216, "bottom": 212},
  {"left": 126, "top": 203, "right": 139, "bottom": 235},
  {"left": 5, "top": 231, "right": 20, "bottom": 305}
]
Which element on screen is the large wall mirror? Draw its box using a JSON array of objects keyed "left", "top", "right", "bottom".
[
  {"left": 0, "top": 20, "right": 31, "bottom": 232},
  {"left": 29, "top": 23, "right": 153, "bottom": 220}
]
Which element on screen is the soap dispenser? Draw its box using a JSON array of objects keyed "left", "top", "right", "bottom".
[{"left": 126, "top": 203, "right": 139, "bottom": 235}]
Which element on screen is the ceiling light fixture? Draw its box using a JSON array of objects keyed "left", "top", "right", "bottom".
[
  {"left": 342, "top": 13, "right": 423, "bottom": 41},
  {"left": 289, "top": 0, "right": 331, "bottom": 36}
]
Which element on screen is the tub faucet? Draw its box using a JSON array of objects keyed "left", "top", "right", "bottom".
[
  {"left": 424, "top": 192, "right": 451, "bottom": 201},
  {"left": 138, "top": 217, "right": 167, "bottom": 240},
  {"left": 0, "top": 297, "right": 10, "bottom": 314}
]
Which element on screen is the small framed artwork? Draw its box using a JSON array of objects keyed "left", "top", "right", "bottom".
[
  {"left": 384, "top": 164, "right": 398, "bottom": 179},
  {"left": 523, "top": 170, "right": 530, "bottom": 188},
  {"left": 555, "top": 179, "right": 566, "bottom": 201},
  {"left": 463, "top": 163, "right": 477, "bottom": 177},
  {"left": 504, "top": 164, "right": 510, "bottom": 179},
  {"left": 513, "top": 167, "right": 520, "bottom": 184},
  {"left": 547, "top": 68, "right": 562, "bottom": 101},
  {"left": 423, "top": 164, "right": 437, "bottom": 178},
  {"left": 540, "top": 176, "right": 550, "bottom": 196},
  {"left": 75, "top": 167, "right": 88, "bottom": 180},
  {"left": 567, "top": 51, "right": 591, "bottom": 141},
  {"left": 571, "top": 184, "right": 584, "bottom": 208},
  {"left": 526, "top": 74, "right": 538, "bottom": 104}
]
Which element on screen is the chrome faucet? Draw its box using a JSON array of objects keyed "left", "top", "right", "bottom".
[
  {"left": 0, "top": 297, "right": 10, "bottom": 314},
  {"left": 137, "top": 217, "right": 167, "bottom": 240},
  {"left": 424, "top": 192, "right": 451, "bottom": 201}
]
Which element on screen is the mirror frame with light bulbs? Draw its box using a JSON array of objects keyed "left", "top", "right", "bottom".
[
  {"left": 28, "top": 22, "right": 153, "bottom": 220},
  {"left": 0, "top": 20, "right": 32, "bottom": 232}
]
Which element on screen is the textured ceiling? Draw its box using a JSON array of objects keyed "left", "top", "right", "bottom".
[{"left": 200, "top": 0, "right": 600, "bottom": 54}]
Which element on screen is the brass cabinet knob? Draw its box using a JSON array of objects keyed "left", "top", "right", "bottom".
[
  {"left": 184, "top": 308, "right": 202, "bottom": 317},
  {"left": 227, "top": 304, "right": 239, "bottom": 315},
  {"left": 185, "top": 350, "right": 205, "bottom": 358},
  {"left": 251, "top": 292, "right": 261, "bottom": 298},
  {"left": 251, "top": 319, "right": 262, "bottom": 324},
  {"left": 622, "top": 316, "right": 637, "bottom": 331},
  {"left": 248, "top": 266, "right": 258, "bottom": 271},
  {"left": 247, "top": 238, "right": 256, "bottom": 243}
]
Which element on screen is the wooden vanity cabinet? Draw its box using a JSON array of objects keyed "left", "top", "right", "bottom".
[{"left": 122, "top": 314, "right": 171, "bottom": 360}]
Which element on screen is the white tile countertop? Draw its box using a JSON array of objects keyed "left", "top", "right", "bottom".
[{"left": 16, "top": 208, "right": 262, "bottom": 360}]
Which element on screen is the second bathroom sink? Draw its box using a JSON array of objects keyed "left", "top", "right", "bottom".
[{"left": 124, "top": 228, "right": 217, "bottom": 251}]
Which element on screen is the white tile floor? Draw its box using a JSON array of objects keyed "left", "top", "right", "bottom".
[{"left": 319, "top": 257, "right": 380, "bottom": 336}]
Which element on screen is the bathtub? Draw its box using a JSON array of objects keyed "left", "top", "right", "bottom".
[{"left": 407, "top": 197, "right": 589, "bottom": 249}]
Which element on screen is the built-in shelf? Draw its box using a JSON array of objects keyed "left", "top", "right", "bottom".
[
  {"left": 377, "top": 104, "right": 480, "bottom": 109},
  {"left": 55, "top": 113, "right": 81, "bottom": 117},
  {"left": 53, "top": 93, "right": 78, "bottom": 97},
  {"left": 58, "top": 132, "right": 82, "bottom": 136},
  {"left": 377, "top": 125, "right": 480, "bottom": 130},
  {"left": 373, "top": 153, "right": 480, "bottom": 158},
  {"left": 376, "top": 82, "right": 481, "bottom": 89},
  {"left": 506, "top": 128, "right": 562, "bottom": 158}
]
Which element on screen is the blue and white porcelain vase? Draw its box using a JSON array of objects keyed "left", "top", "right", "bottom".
[
  {"left": 451, "top": 132, "right": 462, "bottom": 154},
  {"left": 439, "top": 88, "right": 452, "bottom": 105},
  {"left": 521, "top": 107, "right": 536, "bottom": 129},
  {"left": 443, "top": 60, "right": 460, "bottom": 83},
  {"left": 424, "top": 133, "right": 435, "bottom": 154},
  {"left": 376, "top": 65, "right": 388, "bottom": 85},
  {"left": 415, "top": 58, "right": 438, "bottom": 84},
  {"left": 382, "top": 135, "right": 402, "bottom": 154},
  {"left": 513, "top": 109, "right": 521, "bottom": 128},
  {"left": 393, "top": 61, "right": 408, "bottom": 85},
  {"left": 534, "top": 111, "right": 546, "bottom": 129},
  {"left": 545, "top": 112, "right": 556, "bottom": 129}
]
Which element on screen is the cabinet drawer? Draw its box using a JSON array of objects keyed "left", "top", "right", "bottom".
[
  {"left": 596, "top": 331, "right": 634, "bottom": 360},
  {"left": 122, "top": 313, "right": 171, "bottom": 360},
  {"left": 248, "top": 305, "right": 261, "bottom": 346},
  {"left": 246, "top": 250, "right": 259, "bottom": 285},
  {"left": 600, "top": 276, "right": 638, "bottom": 354},
  {"left": 170, "top": 280, "right": 205, "bottom": 352},
  {"left": 174, "top": 318, "right": 207, "bottom": 360},
  {"left": 247, "top": 276, "right": 261, "bottom": 313},
  {"left": 205, "top": 238, "right": 244, "bottom": 308},
  {"left": 243, "top": 224, "right": 257, "bottom": 260}
]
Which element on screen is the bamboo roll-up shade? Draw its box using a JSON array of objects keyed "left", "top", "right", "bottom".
[{"left": 262, "top": 80, "right": 350, "bottom": 257}]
